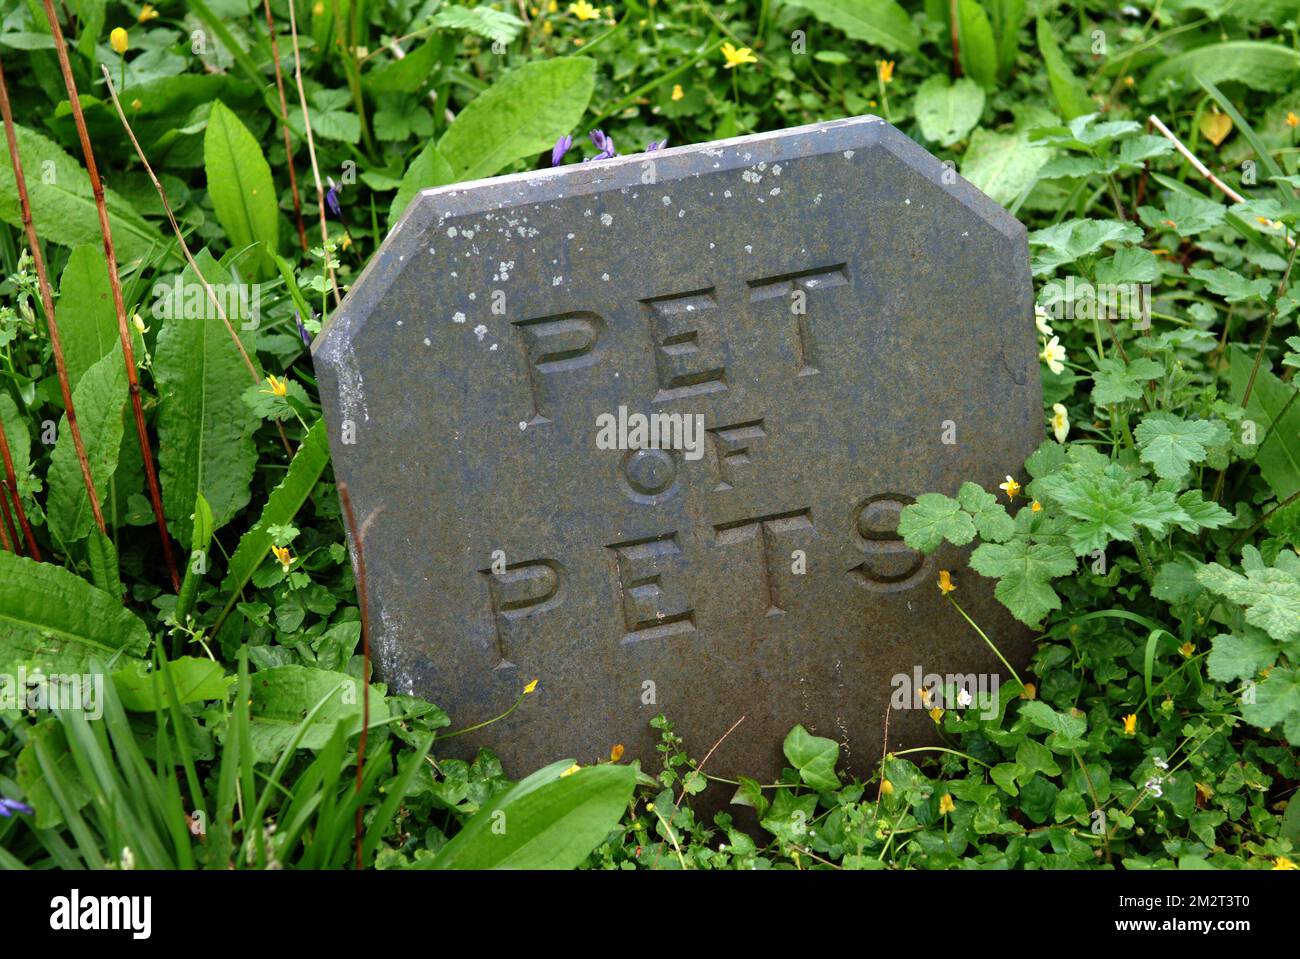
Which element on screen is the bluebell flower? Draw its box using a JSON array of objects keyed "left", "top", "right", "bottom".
[
  {"left": 551, "top": 134, "right": 573, "bottom": 167},
  {"left": 295, "top": 311, "right": 312, "bottom": 346},
  {"left": 325, "top": 179, "right": 342, "bottom": 217},
  {"left": 587, "top": 129, "right": 617, "bottom": 160},
  {"left": 646, "top": 139, "right": 667, "bottom": 152},
  {"left": 0, "top": 797, "right": 32, "bottom": 817}
]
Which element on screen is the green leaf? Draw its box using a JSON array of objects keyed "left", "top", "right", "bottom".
[
  {"left": 970, "top": 538, "right": 1076, "bottom": 627},
  {"left": 913, "top": 75, "right": 985, "bottom": 147},
  {"left": 783, "top": 724, "right": 841, "bottom": 791},
  {"left": 86, "top": 530, "right": 124, "bottom": 602},
  {"left": 1138, "top": 193, "right": 1226, "bottom": 238},
  {"left": 1207, "top": 629, "right": 1278, "bottom": 683},
  {"left": 154, "top": 250, "right": 260, "bottom": 545},
  {"left": 429, "top": 760, "right": 636, "bottom": 869},
  {"left": 203, "top": 100, "right": 279, "bottom": 278},
  {"left": 1188, "top": 266, "right": 1272, "bottom": 302},
  {"left": 113, "top": 656, "right": 232, "bottom": 711},
  {"left": 1134, "top": 413, "right": 1229, "bottom": 481},
  {"left": 1091, "top": 356, "right": 1163, "bottom": 405},
  {"left": 174, "top": 494, "right": 215, "bottom": 625},
  {"left": 389, "top": 142, "right": 456, "bottom": 227},
  {"left": 432, "top": 5, "right": 526, "bottom": 46},
  {"left": 0, "top": 552, "right": 149, "bottom": 674},
  {"left": 1142, "top": 41, "right": 1300, "bottom": 95},
  {"left": 1230, "top": 347, "right": 1300, "bottom": 500},
  {"left": 961, "top": 126, "right": 1052, "bottom": 208},
  {"left": 1036, "top": 17, "right": 1091, "bottom": 120},
  {"left": 957, "top": 481, "right": 1015, "bottom": 542},
  {"left": 1018, "top": 700, "right": 1087, "bottom": 740},
  {"left": 1029, "top": 218, "right": 1144, "bottom": 275},
  {"left": 56, "top": 245, "right": 120, "bottom": 391},
  {"left": 781, "top": 0, "right": 919, "bottom": 53},
  {"left": 0, "top": 124, "right": 163, "bottom": 267},
  {"left": 1196, "top": 559, "right": 1300, "bottom": 645},
  {"left": 438, "top": 57, "right": 597, "bottom": 181},
  {"left": 217, "top": 419, "right": 330, "bottom": 623},
  {"left": 46, "top": 344, "right": 128, "bottom": 545},
  {"left": 956, "top": 0, "right": 998, "bottom": 89},
  {"left": 898, "top": 493, "right": 975, "bottom": 552},
  {"left": 364, "top": 39, "right": 441, "bottom": 94},
  {"left": 1241, "top": 667, "right": 1300, "bottom": 745},
  {"left": 244, "top": 665, "right": 390, "bottom": 762}
]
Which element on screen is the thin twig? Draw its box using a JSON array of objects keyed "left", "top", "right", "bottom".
[
  {"left": 41, "top": 0, "right": 179, "bottom": 589},
  {"left": 100, "top": 67, "right": 294, "bottom": 459},
  {"left": 338, "top": 481, "right": 372, "bottom": 870},
  {"left": 262, "top": 0, "right": 308, "bottom": 252},
  {"left": 287, "top": 0, "right": 342, "bottom": 305},
  {"left": 0, "top": 54, "right": 94, "bottom": 556}
]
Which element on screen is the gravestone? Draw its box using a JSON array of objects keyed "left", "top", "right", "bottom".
[{"left": 313, "top": 115, "right": 1042, "bottom": 791}]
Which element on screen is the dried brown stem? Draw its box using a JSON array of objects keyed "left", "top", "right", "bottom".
[
  {"left": 263, "top": 0, "right": 308, "bottom": 253},
  {"left": 41, "top": 0, "right": 179, "bottom": 591},
  {"left": 287, "top": 0, "right": 342, "bottom": 305},
  {"left": 0, "top": 56, "right": 92, "bottom": 558},
  {"left": 100, "top": 67, "right": 293, "bottom": 459},
  {"left": 338, "top": 481, "right": 371, "bottom": 870}
]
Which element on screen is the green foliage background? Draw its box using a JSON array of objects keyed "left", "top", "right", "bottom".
[{"left": 0, "top": 0, "right": 1298, "bottom": 869}]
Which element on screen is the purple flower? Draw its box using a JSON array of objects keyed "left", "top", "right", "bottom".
[
  {"left": 646, "top": 139, "right": 667, "bottom": 152},
  {"left": 551, "top": 134, "right": 573, "bottom": 167},
  {"left": 0, "top": 797, "right": 32, "bottom": 817},
  {"left": 294, "top": 311, "right": 312, "bottom": 346},
  {"left": 325, "top": 181, "right": 342, "bottom": 217},
  {"left": 587, "top": 128, "right": 617, "bottom": 160}
]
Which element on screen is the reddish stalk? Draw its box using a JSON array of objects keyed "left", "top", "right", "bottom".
[
  {"left": 42, "top": 0, "right": 179, "bottom": 590},
  {"left": 338, "top": 481, "right": 372, "bottom": 870},
  {"left": 0, "top": 485, "right": 17, "bottom": 553},
  {"left": 0, "top": 56, "right": 85, "bottom": 559},
  {"left": 263, "top": 0, "right": 309, "bottom": 253}
]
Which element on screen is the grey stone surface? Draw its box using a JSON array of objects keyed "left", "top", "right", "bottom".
[{"left": 313, "top": 115, "right": 1042, "bottom": 789}]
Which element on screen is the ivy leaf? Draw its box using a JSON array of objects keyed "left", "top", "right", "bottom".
[
  {"left": 1188, "top": 266, "right": 1273, "bottom": 303},
  {"left": 783, "top": 724, "right": 841, "bottom": 791},
  {"left": 898, "top": 493, "right": 975, "bottom": 552},
  {"left": 1091, "top": 356, "right": 1163, "bottom": 405},
  {"left": 969, "top": 539, "right": 1076, "bottom": 627},
  {"left": 1134, "top": 413, "right": 1229, "bottom": 481},
  {"left": 957, "top": 481, "right": 1015, "bottom": 542}
]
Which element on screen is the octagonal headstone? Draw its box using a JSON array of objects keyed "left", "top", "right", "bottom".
[{"left": 313, "top": 115, "right": 1042, "bottom": 786}]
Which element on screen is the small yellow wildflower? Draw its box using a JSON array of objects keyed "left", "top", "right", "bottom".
[
  {"left": 543, "top": 20, "right": 553, "bottom": 34},
  {"left": 1051, "top": 402, "right": 1070, "bottom": 444},
  {"left": 721, "top": 42, "right": 757, "bottom": 68},
  {"left": 876, "top": 60, "right": 895, "bottom": 84},
  {"left": 1031, "top": 500, "right": 1042, "bottom": 513},
  {"left": 879, "top": 778, "right": 894, "bottom": 795},
  {"left": 523, "top": 678, "right": 538, "bottom": 694},
  {"left": 569, "top": 0, "right": 599, "bottom": 21},
  {"left": 1122, "top": 713, "right": 1138, "bottom": 736},
  {"left": 138, "top": 3, "right": 159, "bottom": 22},
  {"left": 263, "top": 374, "right": 288, "bottom": 398},
  {"left": 1020, "top": 683, "right": 1037, "bottom": 700},
  {"left": 1179, "top": 641, "right": 1195, "bottom": 658},
  {"left": 999, "top": 475, "right": 1021, "bottom": 501},
  {"left": 271, "top": 544, "right": 292, "bottom": 571},
  {"left": 560, "top": 763, "right": 582, "bottom": 777},
  {"left": 671, "top": 83, "right": 684, "bottom": 101},
  {"left": 929, "top": 706, "right": 944, "bottom": 723},
  {"left": 937, "top": 793, "right": 955, "bottom": 815},
  {"left": 1274, "top": 856, "right": 1298, "bottom": 870},
  {"left": 1040, "top": 335, "right": 1066, "bottom": 374},
  {"left": 312, "top": 1, "right": 325, "bottom": 15},
  {"left": 548, "top": 0, "right": 558, "bottom": 11},
  {"left": 937, "top": 569, "right": 956, "bottom": 595},
  {"left": 110, "top": 27, "right": 129, "bottom": 54},
  {"left": 1124, "top": 76, "right": 1135, "bottom": 88},
  {"left": 1288, "top": 112, "right": 1299, "bottom": 129},
  {"left": 131, "top": 98, "right": 143, "bottom": 111},
  {"left": 610, "top": 743, "right": 624, "bottom": 762}
]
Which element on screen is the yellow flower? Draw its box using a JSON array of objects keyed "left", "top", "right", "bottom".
[
  {"left": 1288, "top": 112, "right": 1299, "bottom": 128},
  {"left": 937, "top": 793, "right": 955, "bottom": 815},
  {"left": 999, "top": 475, "right": 1021, "bottom": 501},
  {"left": 1179, "top": 641, "right": 1195, "bottom": 658},
  {"left": 543, "top": 20, "right": 553, "bottom": 34},
  {"left": 721, "top": 42, "right": 757, "bottom": 69},
  {"left": 610, "top": 743, "right": 624, "bottom": 761},
  {"left": 1051, "top": 402, "right": 1070, "bottom": 444},
  {"left": 1122, "top": 713, "right": 1138, "bottom": 736},
  {"left": 262, "top": 374, "right": 288, "bottom": 398},
  {"left": 671, "top": 83, "right": 684, "bottom": 101},
  {"left": 1030, "top": 500, "right": 1042, "bottom": 513},
  {"left": 560, "top": 762, "right": 582, "bottom": 777},
  {"left": 138, "top": 3, "right": 159, "bottom": 22},
  {"left": 523, "top": 678, "right": 538, "bottom": 694},
  {"left": 132, "top": 313, "right": 147, "bottom": 334},
  {"left": 937, "top": 569, "right": 956, "bottom": 594},
  {"left": 1040, "top": 335, "right": 1066, "bottom": 374},
  {"left": 110, "top": 27, "right": 129, "bottom": 54},
  {"left": 1274, "top": 856, "right": 1298, "bottom": 870},
  {"left": 876, "top": 60, "right": 895, "bottom": 84},
  {"left": 569, "top": 0, "right": 599, "bottom": 20},
  {"left": 1019, "top": 683, "right": 1037, "bottom": 700},
  {"left": 548, "top": 0, "right": 558, "bottom": 11},
  {"left": 929, "top": 706, "right": 944, "bottom": 723},
  {"left": 130, "top": 98, "right": 143, "bottom": 111},
  {"left": 879, "top": 778, "right": 894, "bottom": 795},
  {"left": 271, "top": 544, "right": 292, "bottom": 571}
]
